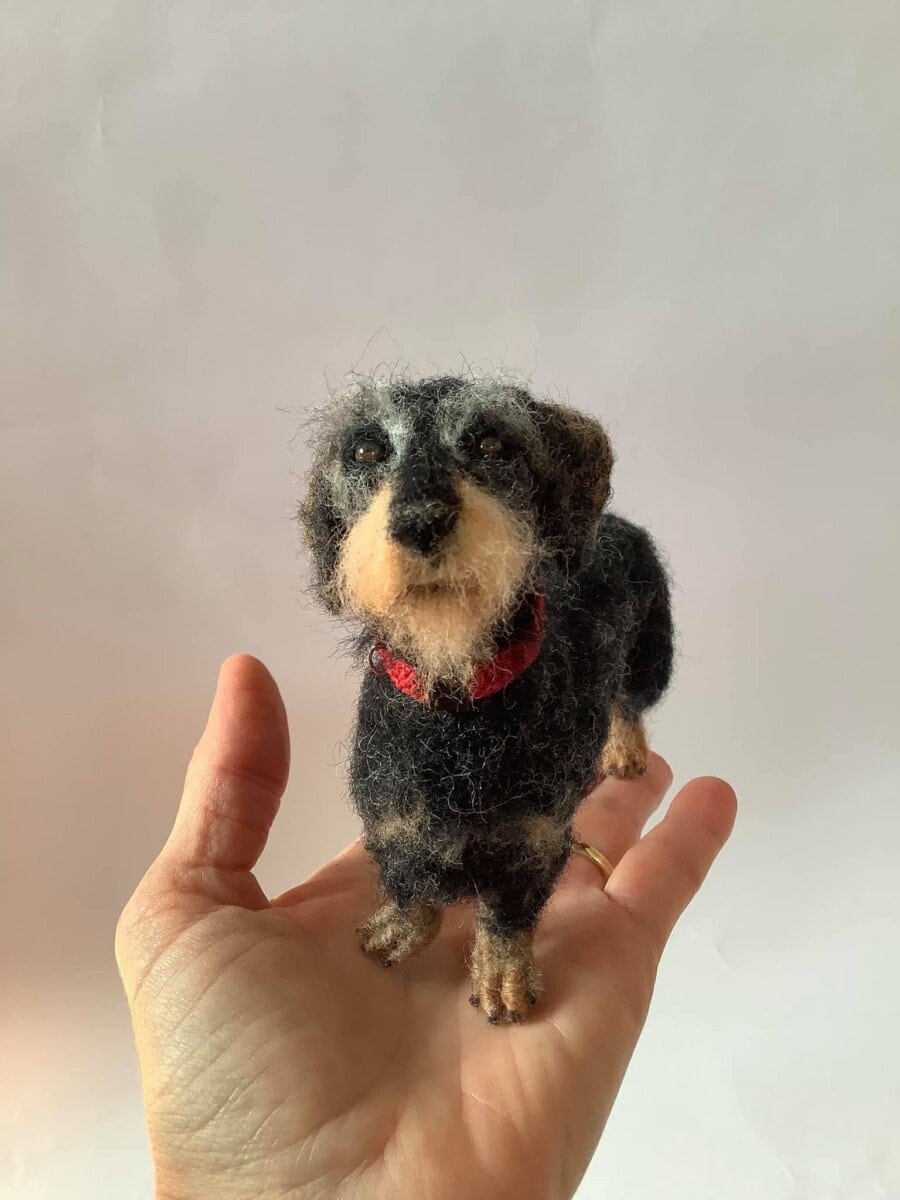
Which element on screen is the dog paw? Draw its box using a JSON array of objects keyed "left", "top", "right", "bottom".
[
  {"left": 469, "top": 927, "right": 542, "bottom": 1024},
  {"left": 357, "top": 901, "right": 441, "bottom": 967},
  {"left": 601, "top": 707, "right": 649, "bottom": 780},
  {"left": 600, "top": 742, "right": 648, "bottom": 780},
  {"left": 468, "top": 972, "right": 541, "bottom": 1024}
]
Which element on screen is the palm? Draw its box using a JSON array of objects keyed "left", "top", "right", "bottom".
[{"left": 117, "top": 657, "right": 735, "bottom": 1200}]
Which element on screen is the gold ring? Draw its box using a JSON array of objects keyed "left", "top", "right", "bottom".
[{"left": 572, "top": 841, "right": 614, "bottom": 885}]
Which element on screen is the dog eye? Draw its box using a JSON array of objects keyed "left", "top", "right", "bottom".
[
  {"left": 476, "top": 433, "right": 505, "bottom": 458},
  {"left": 353, "top": 438, "right": 387, "bottom": 465}
]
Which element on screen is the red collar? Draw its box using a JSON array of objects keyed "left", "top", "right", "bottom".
[{"left": 372, "top": 594, "right": 546, "bottom": 705}]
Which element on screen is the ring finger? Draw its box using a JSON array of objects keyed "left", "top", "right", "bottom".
[{"left": 561, "top": 751, "right": 673, "bottom": 892}]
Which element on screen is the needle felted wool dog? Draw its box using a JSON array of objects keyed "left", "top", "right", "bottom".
[{"left": 300, "top": 374, "right": 674, "bottom": 1023}]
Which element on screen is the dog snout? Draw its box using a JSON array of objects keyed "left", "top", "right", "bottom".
[
  {"left": 389, "top": 493, "right": 459, "bottom": 556},
  {"left": 387, "top": 456, "right": 459, "bottom": 555}
]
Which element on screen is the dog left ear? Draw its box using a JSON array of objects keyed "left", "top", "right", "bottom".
[
  {"left": 530, "top": 400, "right": 614, "bottom": 569},
  {"left": 299, "top": 466, "right": 345, "bottom": 612}
]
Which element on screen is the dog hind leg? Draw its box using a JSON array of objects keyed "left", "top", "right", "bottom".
[
  {"left": 600, "top": 700, "right": 649, "bottom": 780},
  {"left": 602, "top": 544, "right": 673, "bottom": 778}
]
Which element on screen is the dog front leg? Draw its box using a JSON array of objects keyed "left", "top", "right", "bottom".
[
  {"left": 469, "top": 920, "right": 541, "bottom": 1024},
  {"left": 357, "top": 896, "right": 442, "bottom": 967},
  {"left": 469, "top": 887, "right": 552, "bottom": 1024},
  {"left": 357, "top": 805, "right": 445, "bottom": 966}
]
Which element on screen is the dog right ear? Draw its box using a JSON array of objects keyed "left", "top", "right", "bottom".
[
  {"left": 299, "top": 466, "right": 345, "bottom": 612},
  {"left": 529, "top": 399, "right": 615, "bottom": 571}
]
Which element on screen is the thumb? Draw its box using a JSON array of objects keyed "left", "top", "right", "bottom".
[{"left": 162, "top": 654, "right": 290, "bottom": 883}]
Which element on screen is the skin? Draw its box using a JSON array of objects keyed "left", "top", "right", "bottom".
[{"left": 116, "top": 655, "right": 736, "bottom": 1200}]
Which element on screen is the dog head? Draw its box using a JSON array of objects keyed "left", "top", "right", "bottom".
[{"left": 300, "top": 375, "right": 613, "bottom": 687}]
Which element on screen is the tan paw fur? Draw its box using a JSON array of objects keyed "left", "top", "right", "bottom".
[
  {"left": 468, "top": 925, "right": 542, "bottom": 1024},
  {"left": 600, "top": 702, "right": 648, "bottom": 780},
  {"left": 357, "top": 900, "right": 441, "bottom": 966}
]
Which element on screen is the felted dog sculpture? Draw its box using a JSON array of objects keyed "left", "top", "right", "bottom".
[{"left": 301, "top": 374, "right": 673, "bottom": 1023}]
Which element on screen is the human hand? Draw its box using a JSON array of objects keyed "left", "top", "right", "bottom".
[{"left": 116, "top": 655, "right": 736, "bottom": 1200}]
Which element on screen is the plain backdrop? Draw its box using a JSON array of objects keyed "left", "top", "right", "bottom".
[{"left": 2, "top": 3, "right": 899, "bottom": 1197}]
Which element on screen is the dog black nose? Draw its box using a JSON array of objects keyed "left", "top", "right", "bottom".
[
  {"left": 389, "top": 454, "right": 460, "bottom": 555},
  {"left": 389, "top": 495, "right": 459, "bottom": 555}
]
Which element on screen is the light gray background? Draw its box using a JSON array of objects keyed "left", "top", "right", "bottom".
[{"left": 2, "top": 3, "right": 898, "bottom": 1197}]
